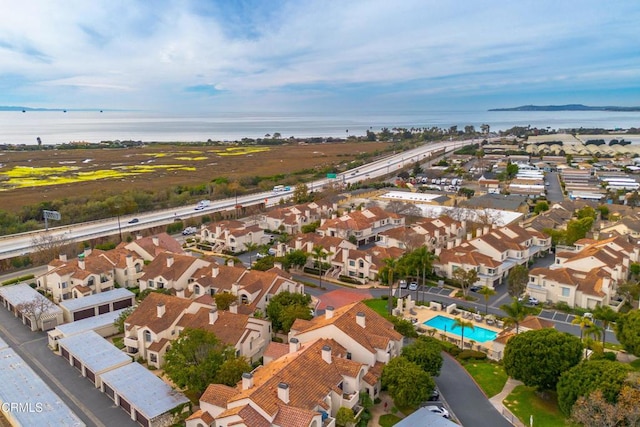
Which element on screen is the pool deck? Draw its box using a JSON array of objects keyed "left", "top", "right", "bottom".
[{"left": 406, "top": 305, "right": 505, "bottom": 353}]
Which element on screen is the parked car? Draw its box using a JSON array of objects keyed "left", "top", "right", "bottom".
[
  {"left": 182, "top": 227, "right": 197, "bottom": 235},
  {"left": 424, "top": 405, "right": 449, "bottom": 418},
  {"left": 470, "top": 285, "right": 483, "bottom": 292},
  {"left": 399, "top": 280, "right": 408, "bottom": 289},
  {"left": 408, "top": 282, "right": 419, "bottom": 291},
  {"left": 128, "top": 218, "right": 139, "bottom": 224}
]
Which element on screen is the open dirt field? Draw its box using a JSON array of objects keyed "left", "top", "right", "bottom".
[{"left": 0, "top": 142, "right": 385, "bottom": 211}]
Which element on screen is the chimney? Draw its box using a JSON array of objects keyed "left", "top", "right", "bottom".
[
  {"left": 321, "top": 345, "right": 332, "bottom": 364},
  {"left": 356, "top": 311, "right": 366, "bottom": 328},
  {"left": 274, "top": 262, "right": 283, "bottom": 270},
  {"left": 229, "top": 302, "right": 238, "bottom": 314},
  {"left": 435, "top": 229, "right": 440, "bottom": 238},
  {"left": 277, "top": 383, "right": 290, "bottom": 403},
  {"left": 212, "top": 265, "right": 219, "bottom": 277},
  {"left": 157, "top": 303, "right": 165, "bottom": 318},
  {"left": 126, "top": 254, "right": 133, "bottom": 267},
  {"left": 476, "top": 227, "right": 483, "bottom": 237},
  {"left": 483, "top": 225, "right": 490, "bottom": 235},
  {"left": 455, "top": 237, "right": 462, "bottom": 247},
  {"left": 325, "top": 306, "right": 335, "bottom": 319},
  {"left": 242, "top": 373, "right": 254, "bottom": 390},
  {"left": 209, "top": 308, "right": 218, "bottom": 325},
  {"left": 83, "top": 248, "right": 92, "bottom": 257},
  {"left": 59, "top": 254, "right": 67, "bottom": 262},
  {"left": 136, "top": 234, "right": 143, "bottom": 240},
  {"left": 78, "top": 257, "right": 85, "bottom": 270},
  {"left": 466, "top": 232, "right": 472, "bottom": 241},
  {"left": 166, "top": 256, "right": 174, "bottom": 268},
  {"left": 289, "top": 337, "right": 300, "bottom": 353},
  {"left": 447, "top": 241, "right": 454, "bottom": 249},
  {"left": 228, "top": 259, "right": 234, "bottom": 267},
  {"left": 152, "top": 236, "right": 159, "bottom": 246},
  {"left": 435, "top": 247, "right": 442, "bottom": 256},
  {"left": 176, "top": 288, "right": 185, "bottom": 298}
]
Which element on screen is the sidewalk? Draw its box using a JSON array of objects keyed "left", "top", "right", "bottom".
[
  {"left": 489, "top": 377, "right": 525, "bottom": 427},
  {"left": 369, "top": 391, "right": 405, "bottom": 426}
]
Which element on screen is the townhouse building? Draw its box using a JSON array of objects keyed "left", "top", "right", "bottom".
[
  {"left": 138, "top": 252, "right": 211, "bottom": 293},
  {"left": 259, "top": 201, "right": 336, "bottom": 235},
  {"left": 378, "top": 217, "right": 468, "bottom": 251},
  {"left": 125, "top": 233, "right": 186, "bottom": 261},
  {"left": 186, "top": 338, "right": 380, "bottom": 427},
  {"left": 527, "top": 235, "right": 638, "bottom": 310},
  {"left": 200, "top": 220, "right": 265, "bottom": 253},
  {"left": 316, "top": 206, "right": 404, "bottom": 246},
  {"left": 123, "top": 292, "right": 271, "bottom": 368}
]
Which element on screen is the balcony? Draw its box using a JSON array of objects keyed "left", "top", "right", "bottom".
[
  {"left": 322, "top": 417, "right": 335, "bottom": 427},
  {"left": 124, "top": 336, "right": 139, "bottom": 349},
  {"left": 342, "top": 391, "right": 358, "bottom": 408}
]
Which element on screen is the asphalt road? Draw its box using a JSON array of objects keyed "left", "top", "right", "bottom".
[
  {"left": 0, "top": 304, "right": 137, "bottom": 427},
  {"left": 545, "top": 171, "right": 564, "bottom": 203},
  {"left": 435, "top": 353, "right": 513, "bottom": 427}
]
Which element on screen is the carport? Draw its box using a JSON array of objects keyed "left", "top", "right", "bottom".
[
  {"left": 59, "top": 288, "right": 134, "bottom": 323},
  {"left": 99, "top": 363, "right": 190, "bottom": 427},
  {"left": 57, "top": 330, "right": 132, "bottom": 388}
]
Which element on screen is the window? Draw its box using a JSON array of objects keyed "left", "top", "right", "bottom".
[
  {"left": 194, "top": 285, "right": 200, "bottom": 295},
  {"left": 359, "top": 260, "right": 364, "bottom": 268},
  {"left": 346, "top": 352, "right": 352, "bottom": 360},
  {"left": 349, "top": 260, "right": 355, "bottom": 267},
  {"left": 150, "top": 353, "right": 157, "bottom": 363},
  {"left": 144, "top": 330, "right": 152, "bottom": 342},
  {"left": 61, "top": 282, "right": 68, "bottom": 289},
  {"left": 148, "top": 280, "right": 155, "bottom": 288},
  {"left": 561, "top": 287, "right": 570, "bottom": 297}
]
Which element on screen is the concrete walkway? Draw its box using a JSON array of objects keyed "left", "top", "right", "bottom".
[
  {"left": 489, "top": 377, "right": 525, "bottom": 427},
  {"left": 369, "top": 391, "right": 405, "bottom": 426}
]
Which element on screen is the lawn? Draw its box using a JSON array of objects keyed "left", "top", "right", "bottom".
[
  {"left": 630, "top": 358, "right": 640, "bottom": 370},
  {"left": 379, "top": 414, "right": 402, "bottom": 427},
  {"left": 462, "top": 360, "right": 508, "bottom": 398},
  {"left": 504, "top": 385, "right": 575, "bottom": 427},
  {"left": 363, "top": 298, "right": 392, "bottom": 318}
]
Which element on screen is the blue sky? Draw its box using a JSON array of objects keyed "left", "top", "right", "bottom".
[{"left": 1, "top": 0, "right": 639, "bottom": 113}]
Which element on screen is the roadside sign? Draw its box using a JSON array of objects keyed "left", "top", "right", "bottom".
[{"left": 327, "top": 173, "right": 337, "bottom": 179}]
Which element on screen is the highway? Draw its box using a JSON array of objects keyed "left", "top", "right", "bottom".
[{"left": 0, "top": 138, "right": 489, "bottom": 260}]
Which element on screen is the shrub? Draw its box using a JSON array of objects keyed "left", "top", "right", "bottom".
[
  {"left": 338, "top": 275, "right": 361, "bottom": 284},
  {"left": 458, "top": 350, "right": 487, "bottom": 360}
]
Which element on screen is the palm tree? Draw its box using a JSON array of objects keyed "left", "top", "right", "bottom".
[
  {"left": 478, "top": 286, "right": 496, "bottom": 315},
  {"left": 572, "top": 315, "right": 595, "bottom": 341},
  {"left": 383, "top": 257, "right": 398, "bottom": 315},
  {"left": 311, "top": 245, "right": 332, "bottom": 290},
  {"left": 592, "top": 305, "right": 619, "bottom": 349},
  {"left": 453, "top": 317, "right": 474, "bottom": 350},
  {"left": 244, "top": 242, "right": 258, "bottom": 267},
  {"left": 500, "top": 299, "right": 527, "bottom": 334}
]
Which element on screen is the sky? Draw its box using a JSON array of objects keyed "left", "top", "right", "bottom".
[{"left": 1, "top": 0, "right": 640, "bottom": 113}]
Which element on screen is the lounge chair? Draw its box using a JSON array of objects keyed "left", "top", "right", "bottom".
[{"left": 473, "top": 313, "right": 482, "bottom": 322}]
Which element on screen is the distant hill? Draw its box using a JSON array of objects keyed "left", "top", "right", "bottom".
[
  {"left": 0, "top": 106, "right": 63, "bottom": 111},
  {"left": 489, "top": 104, "right": 640, "bottom": 112}
]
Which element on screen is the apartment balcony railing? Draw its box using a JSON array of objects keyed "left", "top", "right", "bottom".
[{"left": 124, "top": 336, "right": 139, "bottom": 349}]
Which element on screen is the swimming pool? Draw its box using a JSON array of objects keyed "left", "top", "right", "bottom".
[{"left": 423, "top": 315, "right": 497, "bottom": 343}]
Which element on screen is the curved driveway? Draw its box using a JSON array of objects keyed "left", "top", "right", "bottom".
[{"left": 436, "top": 353, "right": 513, "bottom": 427}]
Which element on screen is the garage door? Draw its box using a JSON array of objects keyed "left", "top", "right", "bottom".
[
  {"left": 73, "top": 308, "right": 95, "bottom": 321},
  {"left": 135, "top": 410, "right": 149, "bottom": 427},
  {"left": 119, "top": 396, "right": 131, "bottom": 413},
  {"left": 61, "top": 347, "right": 70, "bottom": 361},
  {"left": 113, "top": 299, "right": 133, "bottom": 310},
  {"left": 24, "top": 316, "right": 32, "bottom": 328},
  {"left": 42, "top": 318, "right": 57, "bottom": 331},
  {"left": 98, "top": 304, "right": 110, "bottom": 315},
  {"left": 73, "top": 357, "right": 82, "bottom": 371},
  {"left": 86, "top": 369, "right": 95, "bottom": 384},
  {"left": 104, "top": 384, "right": 115, "bottom": 401}
]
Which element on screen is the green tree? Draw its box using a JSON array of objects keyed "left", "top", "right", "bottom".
[
  {"left": 534, "top": 201, "right": 549, "bottom": 215},
  {"left": 301, "top": 221, "right": 320, "bottom": 233},
  {"left": 293, "top": 183, "right": 310, "bottom": 204},
  {"left": 382, "top": 357, "right": 434, "bottom": 407},
  {"left": 616, "top": 310, "right": 640, "bottom": 356},
  {"left": 214, "top": 292, "right": 238, "bottom": 310},
  {"left": 500, "top": 299, "right": 527, "bottom": 333},
  {"left": 557, "top": 359, "right": 631, "bottom": 416},
  {"left": 478, "top": 286, "right": 496, "bottom": 315},
  {"left": 163, "top": 328, "right": 233, "bottom": 394},
  {"left": 503, "top": 329, "right": 582, "bottom": 391},
  {"left": 592, "top": 305, "right": 619, "bottom": 349},
  {"left": 401, "top": 336, "right": 443, "bottom": 376},
  {"left": 215, "top": 356, "right": 253, "bottom": 387},
  {"left": 251, "top": 256, "right": 275, "bottom": 271},
  {"left": 244, "top": 241, "right": 259, "bottom": 267},
  {"left": 390, "top": 316, "right": 418, "bottom": 338},
  {"left": 282, "top": 249, "right": 308, "bottom": 270},
  {"left": 507, "top": 264, "right": 529, "bottom": 299},
  {"left": 265, "top": 291, "right": 312, "bottom": 333},
  {"left": 565, "top": 217, "right": 594, "bottom": 245},
  {"left": 453, "top": 317, "right": 474, "bottom": 349},
  {"left": 452, "top": 267, "right": 479, "bottom": 297},
  {"left": 113, "top": 306, "right": 134, "bottom": 334},
  {"left": 335, "top": 406, "right": 356, "bottom": 427}
]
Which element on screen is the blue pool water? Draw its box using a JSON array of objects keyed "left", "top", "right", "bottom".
[{"left": 423, "top": 315, "right": 497, "bottom": 343}]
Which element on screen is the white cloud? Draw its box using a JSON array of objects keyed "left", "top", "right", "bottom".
[{"left": 1, "top": 0, "right": 639, "bottom": 111}]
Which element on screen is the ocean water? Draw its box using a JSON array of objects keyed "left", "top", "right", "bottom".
[{"left": 1, "top": 110, "right": 639, "bottom": 146}]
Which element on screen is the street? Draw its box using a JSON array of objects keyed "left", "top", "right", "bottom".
[{"left": 0, "top": 297, "right": 137, "bottom": 427}]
